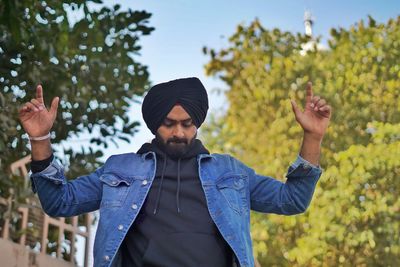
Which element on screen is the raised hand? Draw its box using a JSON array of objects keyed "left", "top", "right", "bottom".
[
  {"left": 290, "top": 82, "right": 331, "bottom": 140},
  {"left": 19, "top": 85, "right": 59, "bottom": 138}
]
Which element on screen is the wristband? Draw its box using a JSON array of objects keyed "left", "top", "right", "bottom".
[{"left": 29, "top": 133, "right": 51, "bottom": 141}]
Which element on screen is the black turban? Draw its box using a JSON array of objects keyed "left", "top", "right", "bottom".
[{"left": 142, "top": 77, "right": 209, "bottom": 134}]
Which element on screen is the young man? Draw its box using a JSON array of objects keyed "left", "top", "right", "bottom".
[{"left": 19, "top": 77, "right": 331, "bottom": 267}]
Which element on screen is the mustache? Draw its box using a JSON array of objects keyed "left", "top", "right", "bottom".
[{"left": 167, "top": 137, "right": 188, "bottom": 144}]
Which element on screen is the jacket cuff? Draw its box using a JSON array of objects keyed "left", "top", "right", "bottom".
[
  {"left": 30, "top": 159, "right": 65, "bottom": 193},
  {"left": 30, "top": 154, "right": 54, "bottom": 173},
  {"left": 287, "top": 155, "right": 322, "bottom": 179},
  {"left": 291, "top": 154, "right": 320, "bottom": 170}
]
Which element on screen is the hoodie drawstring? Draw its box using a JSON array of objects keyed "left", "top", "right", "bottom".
[
  {"left": 176, "top": 158, "right": 181, "bottom": 213},
  {"left": 153, "top": 155, "right": 167, "bottom": 214},
  {"left": 153, "top": 156, "right": 183, "bottom": 214}
]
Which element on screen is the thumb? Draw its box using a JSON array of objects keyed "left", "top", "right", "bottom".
[
  {"left": 290, "top": 99, "right": 301, "bottom": 118},
  {"left": 49, "top": 97, "right": 59, "bottom": 118}
]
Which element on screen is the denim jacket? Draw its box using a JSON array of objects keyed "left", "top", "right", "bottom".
[{"left": 30, "top": 152, "right": 321, "bottom": 267}]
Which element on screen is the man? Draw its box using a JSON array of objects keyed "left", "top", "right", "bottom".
[{"left": 19, "top": 77, "right": 331, "bottom": 267}]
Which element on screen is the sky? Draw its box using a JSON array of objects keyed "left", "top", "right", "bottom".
[{"left": 66, "top": 0, "right": 400, "bottom": 158}]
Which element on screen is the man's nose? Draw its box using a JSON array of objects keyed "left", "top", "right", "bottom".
[{"left": 172, "top": 125, "right": 185, "bottom": 139}]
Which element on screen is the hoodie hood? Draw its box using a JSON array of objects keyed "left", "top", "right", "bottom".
[
  {"left": 137, "top": 138, "right": 209, "bottom": 159},
  {"left": 137, "top": 138, "right": 209, "bottom": 214}
]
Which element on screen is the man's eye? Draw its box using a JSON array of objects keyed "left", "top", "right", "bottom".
[
  {"left": 183, "top": 122, "right": 193, "bottom": 127},
  {"left": 162, "top": 120, "right": 173, "bottom": 126}
]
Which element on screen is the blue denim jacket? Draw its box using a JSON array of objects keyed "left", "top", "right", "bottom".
[{"left": 31, "top": 152, "right": 321, "bottom": 267}]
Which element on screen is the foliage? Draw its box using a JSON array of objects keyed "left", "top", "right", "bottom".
[
  {"left": 0, "top": 0, "right": 153, "bottom": 225},
  {"left": 285, "top": 122, "right": 400, "bottom": 266},
  {"left": 202, "top": 16, "right": 400, "bottom": 266}
]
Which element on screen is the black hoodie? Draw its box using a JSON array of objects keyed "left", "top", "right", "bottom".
[{"left": 121, "top": 139, "right": 233, "bottom": 266}]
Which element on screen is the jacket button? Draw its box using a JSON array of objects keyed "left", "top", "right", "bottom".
[
  {"left": 112, "top": 181, "right": 117, "bottom": 185},
  {"left": 131, "top": 204, "right": 138, "bottom": 210},
  {"left": 142, "top": 180, "right": 148, "bottom": 186},
  {"left": 302, "top": 163, "right": 311, "bottom": 170},
  {"left": 118, "top": 224, "right": 124, "bottom": 230},
  {"left": 104, "top": 255, "right": 110, "bottom": 261}
]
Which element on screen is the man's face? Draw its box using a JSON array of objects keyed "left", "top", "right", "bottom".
[{"left": 156, "top": 105, "right": 197, "bottom": 158}]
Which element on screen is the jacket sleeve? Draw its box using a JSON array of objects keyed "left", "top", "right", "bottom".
[
  {"left": 245, "top": 155, "right": 322, "bottom": 215},
  {"left": 30, "top": 158, "right": 103, "bottom": 217}
]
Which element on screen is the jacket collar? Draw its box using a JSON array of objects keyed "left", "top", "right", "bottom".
[{"left": 141, "top": 151, "right": 156, "bottom": 160}]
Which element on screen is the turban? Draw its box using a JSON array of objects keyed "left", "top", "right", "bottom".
[{"left": 142, "top": 77, "right": 209, "bottom": 134}]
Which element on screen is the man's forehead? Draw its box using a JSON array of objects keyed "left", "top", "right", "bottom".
[{"left": 166, "top": 105, "right": 192, "bottom": 121}]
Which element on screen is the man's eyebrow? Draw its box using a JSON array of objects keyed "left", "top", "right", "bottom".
[{"left": 164, "top": 117, "right": 192, "bottom": 123}]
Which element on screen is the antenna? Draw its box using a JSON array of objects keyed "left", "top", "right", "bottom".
[{"left": 304, "top": 10, "right": 313, "bottom": 37}]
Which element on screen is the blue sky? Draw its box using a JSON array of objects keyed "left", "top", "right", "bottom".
[{"left": 80, "top": 0, "right": 400, "bottom": 157}]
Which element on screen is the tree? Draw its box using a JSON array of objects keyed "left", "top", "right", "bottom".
[
  {"left": 0, "top": 0, "right": 154, "bottom": 220},
  {"left": 202, "top": 16, "right": 400, "bottom": 265},
  {"left": 286, "top": 122, "right": 400, "bottom": 266}
]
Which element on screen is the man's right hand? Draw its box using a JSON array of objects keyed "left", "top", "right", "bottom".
[
  {"left": 19, "top": 85, "right": 59, "bottom": 138},
  {"left": 19, "top": 85, "right": 59, "bottom": 160}
]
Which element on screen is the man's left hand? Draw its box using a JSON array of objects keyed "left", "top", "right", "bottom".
[{"left": 290, "top": 82, "right": 332, "bottom": 140}]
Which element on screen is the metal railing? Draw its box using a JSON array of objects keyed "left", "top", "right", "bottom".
[{"left": 1, "top": 155, "right": 92, "bottom": 267}]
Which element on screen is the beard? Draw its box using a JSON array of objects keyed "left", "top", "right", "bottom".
[{"left": 155, "top": 132, "right": 197, "bottom": 159}]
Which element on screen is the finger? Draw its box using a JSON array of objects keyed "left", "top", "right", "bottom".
[
  {"left": 19, "top": 104, "right": 30, "bottom": 112},
  {"left": 36, "top": 85, "right": 44, "bottom": 104},
  {"left": 25, "top": 102, "right": 39, "bottom": 112},
  {"left": 290, "top": 99, "right": 302, "bottom": 119},
  {"left": 305, "top": 82, "right": 313, "bottom": 105},
  {"left": 49, "top": 97, "right": 59, "bottom": 118},
  {"left": 31, "top": 98, "right": 45, "bottom": 111},
  {"left": 318, "top": 105, "right": 332, "bottom": 118},
  {"left": 310, "top": 96, "right": 320, "bottom": 109},
  {"left": 316, "top": 99, "right": 326, "bottom": 108},
  {"left": 319, "top": 105, "right": 332, "bottom": 112}
]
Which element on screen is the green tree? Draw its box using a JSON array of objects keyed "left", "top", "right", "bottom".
[
  {"left": 202, "top": 16, "right": 400, "bottom": 266},
  {"left": 287, "top": 122, "right": 400, "bottom": 266},
  {"left": 0, "top": 0, "right": 153, "bottom": 218}
]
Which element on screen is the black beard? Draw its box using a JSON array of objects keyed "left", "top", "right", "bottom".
[{"left": 155, "top": 133, "right": 196, "bottom": 159}]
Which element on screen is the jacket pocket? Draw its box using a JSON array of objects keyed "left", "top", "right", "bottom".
[
  {"left": 216, "top": 174, "right": 248, "bottom": 215},
  {"left": 99, "top": 174, "right": 131, "bottom": 208}
]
